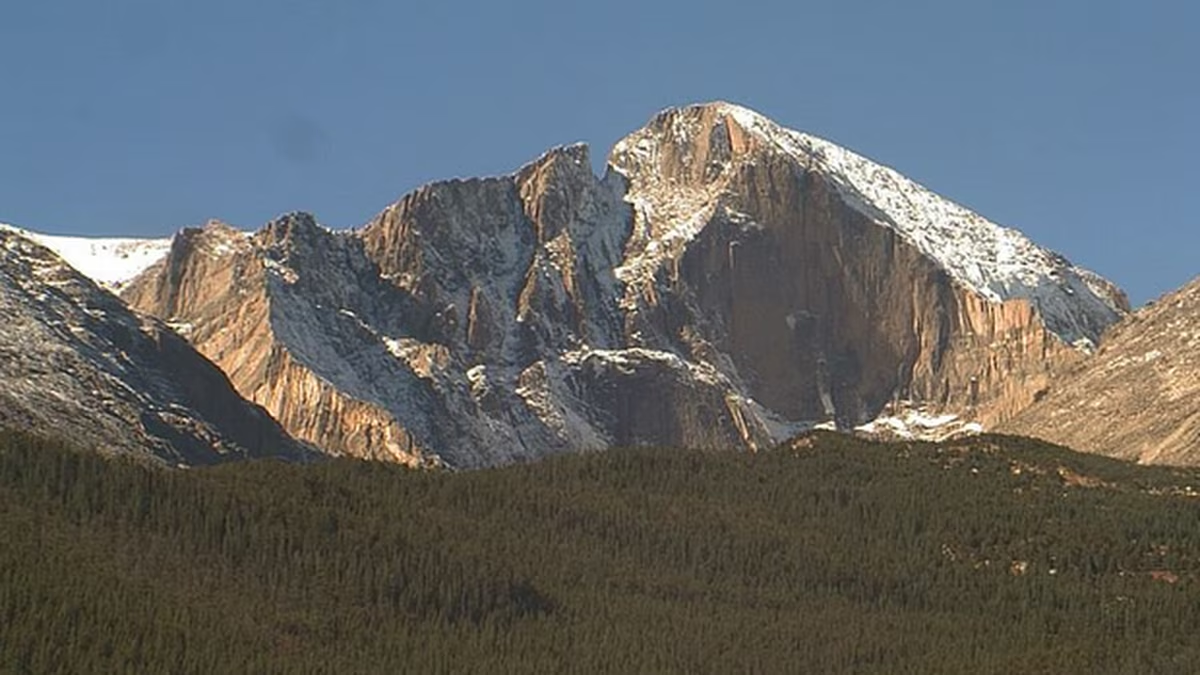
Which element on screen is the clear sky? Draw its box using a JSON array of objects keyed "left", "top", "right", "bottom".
[{"left": 1, "top": 0, "right": 1195, "bottom": 304}]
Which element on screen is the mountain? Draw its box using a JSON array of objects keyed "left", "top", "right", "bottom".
[
  {"left": 606, "top": 103, "right": 1125, "bottom": 428},
  {"left": 118, "top": 102, "right": 1127, "bottom": 467},
  {"left": 0, "top": 226, "right": 308, "bottom": 465},
  {"left": 1002, "top": 276, "right": 1200, "bottom": 464}
]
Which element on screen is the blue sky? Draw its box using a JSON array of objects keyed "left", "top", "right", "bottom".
[{"left": 1, "top": 0, "right": 1195, "bottom": 304}]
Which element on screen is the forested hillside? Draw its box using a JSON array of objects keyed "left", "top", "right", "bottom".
[{"left": 3, "top": 429, "right": 1200, "bottom": 673}]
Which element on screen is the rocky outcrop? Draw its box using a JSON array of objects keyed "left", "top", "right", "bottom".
[
  {"left": 0, "top": 228, "right": 308, "bottom": 465},
  {"left": 360, "top": 143, "right": 629, "bottom": 360},
  {"left": 1002, "top": 277, "right": 1200, "bottom": 465},
  {"left": 122, "top": 103, "right": 1127, "bottom": 466},
  {"left": 122, "top": 218, "right": 446, "bottom": 465}
]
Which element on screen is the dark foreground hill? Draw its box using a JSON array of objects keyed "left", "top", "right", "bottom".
[{"left": 3, "top": 429, "right": 1200, "bottom": 673}]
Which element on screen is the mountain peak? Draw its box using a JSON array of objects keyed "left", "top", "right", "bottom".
[
  {"left": 612, "top": 102, "right": 1126, "bottom": 347},
  {"left": 522, "top": 142, "right": 592, "bottom": 170},
  {"left": 263, "top": 211, "right": 324, "bottom": 240}
]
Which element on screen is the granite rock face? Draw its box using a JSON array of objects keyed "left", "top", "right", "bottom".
[
  {"left": 0, "top": 228, "right": 308, "bottom": 465},
  {"left": 1002, "top": 277, "right": 1200, "bottom": 465},
  {"left": 122, "top": 103, "right": 1128, "bottom": 466}
]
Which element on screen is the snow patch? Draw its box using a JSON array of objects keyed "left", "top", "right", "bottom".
[
  {"left": 855, "top": 404, "right": 984, "bottom": 442},
  {"left": 1, "top": 224, "right": 172, "bottom": 291},
  {"left": 562, "top": 346, "right": 727, "bottom": 388},
  {"left": 742, "top": 397, "right": 816, "bottom": 443},
  {"left": 166, "top": 321, "right": 194, "bottom": 337},
  {"left": 262, "top": 257, "right": 299, "bottom": 284}
]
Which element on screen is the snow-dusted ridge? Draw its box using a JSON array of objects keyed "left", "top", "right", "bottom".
[
  {"left": 713, "top": 102, "right": 1127, "bottom": 345},
  {"left": 0, "top": 223, "right": 172, "bottom": 291}
]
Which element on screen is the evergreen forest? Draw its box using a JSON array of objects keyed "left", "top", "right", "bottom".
[{"left": 3, "top": 429, "right": 1200, "bottom": 673}]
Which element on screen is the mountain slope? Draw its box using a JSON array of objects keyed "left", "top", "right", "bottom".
[
  {"left": 1002, "top": 276, "right": 1200, "bottom": 464},
  {"left": 120, "top": 102, "right": 1127, "bottom": 465},
  {"left": 0, "top": 228, "right": 308, "bottom": 465}
]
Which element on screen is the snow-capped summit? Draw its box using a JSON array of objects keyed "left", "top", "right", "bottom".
[
  {"left": 612, "top": 102, "right": 1127, "bottom": 348},
  {"left": 0, "top": 223, "right": 172, "bottom": 291}
]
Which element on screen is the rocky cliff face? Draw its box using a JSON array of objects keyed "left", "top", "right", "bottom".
[
  {"left": 1002, "top": 276, "right": 1200, "bottom": 465},
  {"left": 0, "top": 228, "right": 309, "bottom": 465},
  {"left": 122, "top": 102, "right": 1128, "bottom": 466},
  {"left": 122, "top": 218, "right": 445, "bottom": 465}
]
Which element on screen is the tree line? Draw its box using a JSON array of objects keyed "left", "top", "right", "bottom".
[{"left": 2, "top": 428, "right": 1200, "bottom": 673}]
